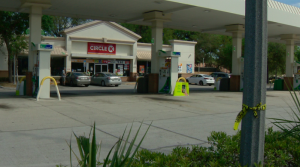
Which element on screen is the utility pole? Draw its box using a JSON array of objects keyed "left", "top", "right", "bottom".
[{"left": 240, "top": 0, "right": 267, "bottom": 166}]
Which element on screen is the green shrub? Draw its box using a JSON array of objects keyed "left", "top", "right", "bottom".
[
  {"left": 271, "top": 88, "right": 300, "bottom": 142},
  {"left": 66, "top": 122, "right": 151, "bottom": 167},
  {"left": 131, "top": 128, "right": 300, "bottom": 167}
]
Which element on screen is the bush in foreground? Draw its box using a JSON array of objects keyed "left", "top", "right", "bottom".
[{"left": 131, "top": 127, "right": 300, "bottom": 167}]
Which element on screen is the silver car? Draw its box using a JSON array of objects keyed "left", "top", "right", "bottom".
[
  {"left": 65, "top": 72, "right": 91, "bottom": 87},
  {"left": 186, "top": 74, "right": 215, "bottom": 86},
  {"left": 91, "top": 72, "right": 122, "bottom": 87}
]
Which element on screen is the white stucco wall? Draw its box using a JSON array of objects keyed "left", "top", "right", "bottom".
[
  {"left": 65, "top": 21, "right": 140, "bottom": 74},
  {"left": 67, "top": 22, "right": 137, "bottom": 42},
  {"left": 71, "top": 42, "right": 87, "bottom": 54},
  {"left": 116, "top": 45, "right": 132, "bottom": 56},
  {"left": 72, "top": 41, "right": 133, "bottom": 56}
]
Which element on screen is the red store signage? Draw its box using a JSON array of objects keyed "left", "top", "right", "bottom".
[{"left": 88, "top": 42, "right": 116, "bottom": 55}]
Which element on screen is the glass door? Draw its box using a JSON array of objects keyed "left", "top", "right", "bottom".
[
  {"left": 95, "top": 65, "right": 101, "bottom": 74},
  {"left": 101, "top": 64, "right": 108, "bottom": 72},
  {"left": 94, "top": 64, "right": 108, "bottom": 74}
]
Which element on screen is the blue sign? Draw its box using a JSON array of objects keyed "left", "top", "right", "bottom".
[
  {"left": 40, "top": 44, "right": 53, "bottom": 49},
  {"left": 173, "top": 52, "right": 181, "bottom": 56}
]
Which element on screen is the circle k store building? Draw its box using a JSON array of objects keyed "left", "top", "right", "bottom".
[{"left": 0, "top": 21, "right": 197, "bottom": 81}]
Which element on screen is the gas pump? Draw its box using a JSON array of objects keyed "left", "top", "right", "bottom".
[
  {"left": 293, "top": 61, "right": 300, "bottom": 90},
  {"left": 239, "top": 57, "right": 244, "bottom": 91},
  {"left": 158, "top": 63, "right": 171, "bottom": 93},
  {"left": 33, "top": 42, "right": 54, "bottom": 99},
  {"left": 158, "top": 50, "right": 181, "bottom": 94}
]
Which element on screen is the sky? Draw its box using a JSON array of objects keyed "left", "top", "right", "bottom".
[{"left": 276, "top": 0, "right": 300, "bottom": 7}]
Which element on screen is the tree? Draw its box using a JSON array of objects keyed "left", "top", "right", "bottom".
[
  {"left": 42, "top": 16, "right": 91, "bottom": 37},
  {"left": 0, "top": 35, "right": 28, "bottom": 83},
  {"left": 267, "top": 42, "right": 286, "bottom": 77},
  {"left": 120, "top": 23, "right": 152, "bottom": 43},
  {"left": 0, "top": 11, "right": 29, "bottom": 83},
  {"left": 294, "top": 46, "right": 300, "bottom": 62}
]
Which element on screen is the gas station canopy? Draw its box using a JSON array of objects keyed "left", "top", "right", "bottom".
[{"left": 1, "top": 0, "right": 300, "bottom": 43}]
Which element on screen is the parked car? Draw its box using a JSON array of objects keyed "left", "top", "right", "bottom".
[
  {"left": 65, "top": 72, "right": 91, "bottom": 87},
  {"left": 91, "top": 72, "right": 122, "bottom": 87},
  {"left": 210, "top": 72, "right": 230, "bottom": 79},
  {"left": 186, "top": 74, "right": 215, "bottom": 86}
]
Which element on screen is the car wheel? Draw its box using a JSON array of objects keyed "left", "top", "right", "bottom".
[
  {"left": 85, "top": 84, "right": 89, "bottom": 87},
  {"left": 209, "top": 84, "right": 212, "bottom": 86},
  {"left": 101, "top": 80, "right": 106, "bottom": 86},
  {"left": 115, "top": 85, "right": 119, "bottom": 87},
  {"left": 70, "top": 81, "right": 74, "bottom": 87},
  {"left": 199, "top": 81, "right": 204, "bottom": 86}
]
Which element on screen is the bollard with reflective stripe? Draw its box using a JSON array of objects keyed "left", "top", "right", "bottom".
[{"left": 36, "top": 76, "right": 61, "bottom": 101}]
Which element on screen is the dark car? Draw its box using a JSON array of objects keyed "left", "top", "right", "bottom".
[
  {"left": 65, "top": 72, "right": 91, "bottom": 87},
  {"left": 210, "top": 72, "right": 230, "bottom": 79}
]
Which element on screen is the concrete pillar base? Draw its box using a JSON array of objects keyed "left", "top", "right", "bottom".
[
  {"left": 148, "top": 73, "right": 158, "bottom": 93},
  {"left": 284, "top": 77, "right": 294, "bottom": 90},
  {"left": 230, "top": 75, "right": 240, "bottom": 91}
]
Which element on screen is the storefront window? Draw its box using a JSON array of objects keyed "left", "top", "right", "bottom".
[
  {"left": 89, "top": 63, "right": 94, "bottom": 75},
  {"left": 72, "top": 63, "right": 84, "bottom": 72},
  {"left": 116, "top": 64, "right": 124, "bottom": 76},
  {"left": 137, "top": 61, "right": 151, "bottom": 75},
  {"left": 51, "top": 57, "right": 65, "bottom": 76},
  {"left": 108, "top": 64, "right": 114, "bottom": 73},
  {"left": 116, "top": 60, "right": 130, "bottom": 77}
]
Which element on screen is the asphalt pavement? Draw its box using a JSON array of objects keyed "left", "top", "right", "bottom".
[{"left": 0, "top": 83, "right": 296, "bottom": 167}]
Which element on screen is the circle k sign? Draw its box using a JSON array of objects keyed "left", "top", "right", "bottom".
[{"left": 88, "top": 42, "right": 116, "bottom": 54}]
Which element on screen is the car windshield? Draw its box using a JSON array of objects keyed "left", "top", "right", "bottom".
[
  {"left": 105, "top": 73, "right": 117, "bottom": 76},
  {"left": 73, "top": 72, "right": 87, "bottom": 76}
]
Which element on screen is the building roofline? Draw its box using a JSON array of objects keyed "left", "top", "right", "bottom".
[
  {"left": 62, "top": 20, "right": 142, "bottom": 39},
  {"left": 169, "top": 40, "right": 197, "bottom": 45},
  {"left": 137, "top": 42, "right": 172, "bottom": 48}
]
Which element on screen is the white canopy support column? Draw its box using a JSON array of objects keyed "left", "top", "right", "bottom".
[
  {"left": 130, "top": 42, "right": 138, "bottom": 81},
  {"left": 281, "top": 34, "right": 297, "bottom": 90},
  {"left": 20, "top": 0, "right": 51, "bottom": 96},
  {"left": 143, "top": 11, "right": 172, "bottom": 93},
  {"left": 226, "top": 24, "right": 244, "bottom": 91},
  {"left": 28, "top": 6, "right": 42, "bottom": 73}
]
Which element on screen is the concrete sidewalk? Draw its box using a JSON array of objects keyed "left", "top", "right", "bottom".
[{"left": 0, "top": 85, "right": 296, "bottom": 167}]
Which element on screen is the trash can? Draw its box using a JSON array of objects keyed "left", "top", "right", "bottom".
[
  {"left": 214, "top": 77, "right": 222, "bottom": 90},
  {"left": 137, "top": 77, "right": 148, "bottom": 93},
  {"left": 219, "top": 78, "right": 230, "bottom": 91},
  {"left": 274, "top": 79, "right": 283, "bottom": 90}
]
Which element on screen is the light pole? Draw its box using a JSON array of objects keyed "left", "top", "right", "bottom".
[{"left": 239, "top": 0, "right": 267, "bottom": 166}]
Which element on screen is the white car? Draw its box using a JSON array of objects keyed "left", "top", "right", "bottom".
[{"left": 186, "top": 74, "right": 215, "bottom": 86}]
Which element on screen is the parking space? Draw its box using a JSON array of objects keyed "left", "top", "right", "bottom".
[
  {"left": 53, "top": 83, "right": 215, "bottom": 97},
  {"left": 0, "top": 83, "right": 294, "bottom": 166}
]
